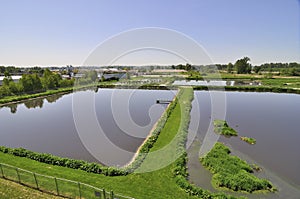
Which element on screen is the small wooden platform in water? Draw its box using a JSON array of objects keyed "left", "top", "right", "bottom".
[{"left": 156, "top": 99, "right": 172, "bottom": 104}]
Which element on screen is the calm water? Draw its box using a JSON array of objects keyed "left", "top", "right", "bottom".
[
  {"left": 0, "top": 89, "right": 175, "bottom": 166},
  {"left": 187, "top": 91, "right": 300, "bottom": 198}
]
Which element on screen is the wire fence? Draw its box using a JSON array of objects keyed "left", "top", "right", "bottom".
[{"left": 0, "top": 162, "right": 134, "bottom": 199}]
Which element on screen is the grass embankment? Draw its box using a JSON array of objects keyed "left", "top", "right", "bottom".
[
  {"left": 0, "top": 81, "right": 119, "bottom": 106},
  {"left": 0, "top": 87, "right": 240, "bottom": 199},
  {"left": 214, "top": 120, "right": 238, "bottom": 137},
  {"left": 0, "top": 87, "right": 73, "bottom": 105},
  {"left": 0, "top": 178, "right": 62, "bottom": 199},
  {"left": 200, "top": 143, "right": 276, "bottom": 193}
]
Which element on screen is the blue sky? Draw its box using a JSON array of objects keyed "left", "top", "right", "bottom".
[{"left": 0, "top": 0, "right": 299, "bottom": 66}]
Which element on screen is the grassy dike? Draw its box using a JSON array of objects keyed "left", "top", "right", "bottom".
[
  {"left": 0, "top": 87, "right": 240, "bottom": 199},
  {"left": 0, "top": 87, "right": 74, "bottom": 105}
]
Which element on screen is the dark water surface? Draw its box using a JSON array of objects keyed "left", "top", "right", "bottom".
[
  {"left": 0, "top": 89, "right": 175, "bottom": 166},
  {"left": 187, "top": 91, "right": 300, "bottom": 198}
]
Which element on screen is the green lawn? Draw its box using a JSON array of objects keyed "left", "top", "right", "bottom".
[{"left": 0, "top": 177, "right": 63, "bottom": 199}]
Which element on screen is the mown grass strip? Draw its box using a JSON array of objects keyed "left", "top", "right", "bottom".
[{"left": 0, "top": 177, "right": 63, "bottom": 199}]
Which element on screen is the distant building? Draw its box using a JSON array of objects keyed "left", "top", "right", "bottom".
[{"left": 0, "top": 75, "right": 22, "bottom": 86}]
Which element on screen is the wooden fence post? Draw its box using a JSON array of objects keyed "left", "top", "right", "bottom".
[
  {"left": 103, "top": 189, "right": 106, "bottom": 199},
  {"left": 110, "top": 190, "right": 114, "bottom": 199},
  {"left": 54, "top": 177, "right": 59, "bottom": 195},
  {"left": 78, "top": 182, "right": 82, "bottom": 199},
  {"left": 33, "top": 173, "right": 39, "bottom": 189},
  {"left": 0, "top": 164, "right": 4, "bottom": 178},
  {"left": 16, "top": 168, "right": 21, "bottom": 183}
]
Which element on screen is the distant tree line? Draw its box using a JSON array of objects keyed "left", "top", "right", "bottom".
[
  {"left": 0, "top": 69, "right": 74, "bottom": 98},
  {"left": 215, "top": 57, "right": 300, "bottom": 76},
  {"left": 253, "top": 62, "right": 300, "bottom": 76},
  {"left": 171, "top": 63, "right": 193, "bottom": 71},
  {"left": 0, "top": 66, "right": 46, "bottom": 75}
]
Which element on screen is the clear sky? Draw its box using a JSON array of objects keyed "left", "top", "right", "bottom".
[{"left": 0, "top": 0, "right": 299, "bottom": 66}]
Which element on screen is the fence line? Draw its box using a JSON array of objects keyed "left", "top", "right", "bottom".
[{"left": 0, "top": 162, "right": 134, "bottom": 199}]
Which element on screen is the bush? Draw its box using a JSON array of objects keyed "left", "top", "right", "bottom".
[
  {"left": 214, "top": 120, "right": 238, "bottom": 136},
  {"left": 0, "top": 146, "right": 127, "bottom": 176},
  {"left": 200, "top": 143, "right": 275, "bottom": 193}
]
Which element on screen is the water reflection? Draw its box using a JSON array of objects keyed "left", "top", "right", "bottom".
[
  {"left": 24, "top": 98, "right": 44, "bottom": 109},
  {"left": 1, "top": 94, "right": 64, "bottom": 113}
]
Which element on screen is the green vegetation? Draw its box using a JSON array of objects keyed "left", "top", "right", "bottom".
[
  {"left": 254, "top": 62, "right": 300, "bottom": 76},
  {"left": 0, "top": 146, "right": 126, "bottom": 176},
  {"left": 0, "top": 69, "right": 74, "bottom": 100},
  {"left": 0, "top": 178, "right": 62, "bottom": 199},
  {"left": 0, "top": 87, "right": 73, "bottom": 105},
  {"left": 240, "top": 137, "right": 256, "bottom": 145},
  {"left": 0, "top": 68, "right": 106, "bottom": 102},
  {"left": 200, "top": 143, "right": 276, "bottom": 193},
  {"left": 0, "top": 69, "right": 75, "bottom": 99},
  {"left": 234, "top": 57, "right": 251, "bottom": 74},
  {"left": 124, "top": 92, "right": 178, "bottom": 172},
  {"left": 184, "top": 71, "right": 204, "bottom": 80},
  {"left": 0, "top": 162, "right": 120, "bottom": 199},
  {"left": 251, "top": 164, "right": 262, "bottom": 172},
  {"left": 214, "top": 120, "right": 238, "bottom": 137}
]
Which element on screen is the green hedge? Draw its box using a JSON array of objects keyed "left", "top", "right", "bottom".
[
  {"left": 0, "top": 146, "right": 127, "bottom": 176},
  {"left": 214, "top": 120, "right": 238, "bottom": 137}
]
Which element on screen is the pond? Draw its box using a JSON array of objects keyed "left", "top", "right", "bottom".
[
  {"left": 187, "top": 91, "right": 300, "bottom": 198},
  {"left": 0, "top": 88, "right": 175, "bottom": 167}
]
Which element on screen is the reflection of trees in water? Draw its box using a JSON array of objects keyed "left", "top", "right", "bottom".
[
  {"left": 45, "top": 94, "right": 63, "bottom": 103},
  {"left": 3, "top": 94, "right": 65, "bottom": 113},
  {"left": 24, "top": 98, "right": 44, "bottom": 109},
  {"left": 7, "top": 103, "right": 18, "bottom": 114}
]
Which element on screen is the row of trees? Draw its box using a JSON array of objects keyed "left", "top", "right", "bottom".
[
  {"left": 215, "top": 57, "right": 252, "bottom": 74},
  {"left": 0, "top": 69, "right": 74, "bottom": 98},
  {"left": 0, "top": 66, "right": 47, "bottom": 75},
  {"left": 216, "top": 57, "right": 300, "bottom": 75}
]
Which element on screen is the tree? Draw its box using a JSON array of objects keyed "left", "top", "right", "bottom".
[
  {"left": 184, "top": 63, "right": 192, "bottom": 71},
  {"left": 227, "top": 63, "right": 234, "bottom": 73},
  {"left": 20, "top": 74, "right": 43, "bottom": 93},
  {"left": 3, "top": 70, "right": 13, "bottom": 86},
  {"left": 253, "top": 66, "right": 261, "bottom": 73},
  {"left": 41, "top": 69, "right": 61, "bottom": 89},
  {"left": 234, "top": 57, "right": 251, "bottom": 74},
  {"left": 87, "top": 70, "right": 98, "bottom": 82}
]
